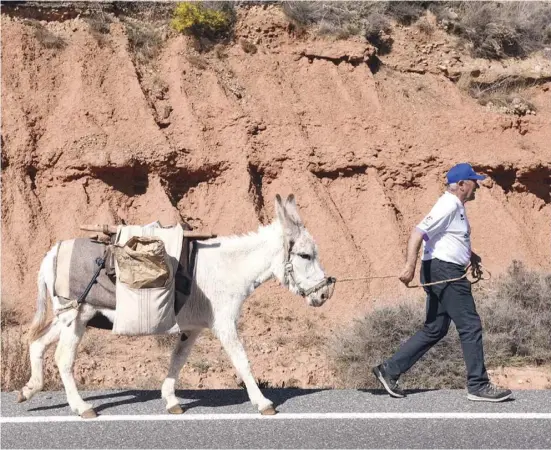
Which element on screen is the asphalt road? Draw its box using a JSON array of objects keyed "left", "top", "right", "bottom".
[{"left": 2, "top": 389, "right": 550, "bottom": 449}]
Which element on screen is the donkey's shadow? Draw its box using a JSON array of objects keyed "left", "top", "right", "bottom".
[{"left": 27, "top": 388, "right": 327, "bottom": 414}]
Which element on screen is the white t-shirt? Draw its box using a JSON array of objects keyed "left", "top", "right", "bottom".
[{"left": 416, "top": 191, "right": 472, "bottom": 266}]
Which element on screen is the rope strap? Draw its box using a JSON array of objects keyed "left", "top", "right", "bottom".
[
  {"left": 335, "top": 263, "right": 491, "bottom": 288},
  {"left": 54, "top": 299, "right": 79, "bottom": 316}
]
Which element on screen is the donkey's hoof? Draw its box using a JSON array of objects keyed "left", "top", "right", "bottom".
[
  {"left": 168, "top": 404, "right": 185, "bottom": 414},
  {"left": 80, "top": 409, "right": 97, "bottom": 419},
  {"left": 16, "top": 391, "right": 27, "bottom": 403},
  {"left": 260, "top": 406, "right": 277, "bottom": 415}
]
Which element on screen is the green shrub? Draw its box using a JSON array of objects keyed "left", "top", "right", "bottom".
[{"left": 171, "top": 2, "right": 233, "bottom": 39}]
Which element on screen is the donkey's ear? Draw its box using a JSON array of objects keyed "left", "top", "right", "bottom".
[
  {"left": 284, "top": 194, "right": 303, "bottom": 226},
  {"left": 275, "top": 194, "right": 287, "bottom": 225}
]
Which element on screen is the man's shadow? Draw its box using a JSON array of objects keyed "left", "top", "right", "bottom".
[
  {"left": 360, "top": 388, "right": 515, "bottom": 402},
  {"left": 360, "top": 388, "right": 438, "bottom": 397}
]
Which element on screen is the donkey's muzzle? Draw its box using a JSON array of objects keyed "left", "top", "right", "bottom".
[
  {"left": 323, "top": 277, "right": 336, "bottom": 300},
  {"left": 305, "top": 276, "right": 336, "bottom": 300}
]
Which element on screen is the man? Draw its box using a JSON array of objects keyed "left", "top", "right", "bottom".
[{"left": 373, "top": 163, "right": 512, "bottom": 402}]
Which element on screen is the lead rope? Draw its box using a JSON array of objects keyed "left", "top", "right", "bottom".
[{"left": 335, "top": 263, "right": 491, "bottom": 288}]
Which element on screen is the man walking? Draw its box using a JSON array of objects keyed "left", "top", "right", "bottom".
[{"left": 373, "top": 163, "right": 512, "bottom": 402}]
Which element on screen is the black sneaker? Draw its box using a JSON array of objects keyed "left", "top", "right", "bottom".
[
  {"left": 467, "top": 384, "right": 512, "bottom": 402},
  {"left": 372, "top": 364, "right": 406, "bottom": 398}
]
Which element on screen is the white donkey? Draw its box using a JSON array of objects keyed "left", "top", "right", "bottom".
[{"left": 18, "top": 194, "right": 335, "bottom": 418}]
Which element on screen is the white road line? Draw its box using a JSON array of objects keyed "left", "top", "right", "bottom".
[{"left": 2, "top": 412, "right": 551, "bottom": 423}]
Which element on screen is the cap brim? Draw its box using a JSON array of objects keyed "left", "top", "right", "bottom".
[{"left": 469, "top": 174, "right": 486, "bottom": 181}]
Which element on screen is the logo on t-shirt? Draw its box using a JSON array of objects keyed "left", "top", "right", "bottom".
[
  {"left": 422, "top": 215, "right": 433, "bottom": 226},
  {"left": 460, "top": 214, "right": 465, "bottom": 221}
]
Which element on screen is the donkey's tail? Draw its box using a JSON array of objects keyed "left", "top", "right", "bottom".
[{"left": 28, "top": 248, "right": 55, "bottom": 342}]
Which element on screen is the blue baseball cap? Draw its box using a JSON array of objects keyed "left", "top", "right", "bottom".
[{"left": 446, "top": 163, "right": 486, "bottom": 184}]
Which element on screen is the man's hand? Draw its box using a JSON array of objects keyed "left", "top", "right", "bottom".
[
  {"left": 470, "top": 252, "right": 483, "bottom": 279},
  {"left": 400, "top": 229, "right": 424, "bottom": 286},
  {"left": 399, "top": 265, "right": 416, "bottom": 286},
  {"left": 470, "top": 252, "right": 481, "bottom": 265}
]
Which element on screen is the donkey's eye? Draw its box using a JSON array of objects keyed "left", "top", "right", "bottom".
[{"left": 298, "top": 253, "right": 312, "bottom": 261}]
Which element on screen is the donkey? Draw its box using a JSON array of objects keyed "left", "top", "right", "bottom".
[{"left": 18, "top": 194, "right": 335, "bottom": 418}]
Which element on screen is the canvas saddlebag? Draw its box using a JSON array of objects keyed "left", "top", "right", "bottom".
[
  {"left": 112, "top": 224, "right": 184, "bottom": 335},
  {"left": 114, "top": 237, "right": 170, "bottom": 289}
]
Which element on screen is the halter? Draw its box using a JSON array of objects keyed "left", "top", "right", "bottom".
[{"left": 283, "top": 239, "right": 335, "bottom": 298}]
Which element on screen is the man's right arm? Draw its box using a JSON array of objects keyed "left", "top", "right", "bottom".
[
  {"left": 400, "top": 196, "right": 456, "bottom": 285},
  {"left": 399, "top": 228, "right": 425, "bottom": 285}
]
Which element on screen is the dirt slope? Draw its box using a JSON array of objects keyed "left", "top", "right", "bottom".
[{"left": 2, "top": 4, "right": 550, "bottom": 390}]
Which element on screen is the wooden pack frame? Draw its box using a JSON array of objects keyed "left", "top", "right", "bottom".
[{"left": 80, "top": 224, "right": 217, "bottom": 291}]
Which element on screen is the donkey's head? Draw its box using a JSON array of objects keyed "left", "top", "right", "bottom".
[{"left": 274, "top": 194, "right": 335, "bottom": 307}]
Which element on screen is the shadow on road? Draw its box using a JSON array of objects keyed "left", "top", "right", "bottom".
[
  {"left": 23, "top": 387, "right": 514, "bottom": 414},
  {"left": 359, "top": 388, "right": 439, "bottom": 397},
  {"left": 27, "top": 388, "right": 329, "bottom": 413}
]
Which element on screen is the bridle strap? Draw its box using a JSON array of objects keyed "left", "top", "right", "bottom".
[{"left": 283, "top": 241, "right": 335, "bottom": 297}]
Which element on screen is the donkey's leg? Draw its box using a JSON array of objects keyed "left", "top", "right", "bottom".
[
  {"left": 54, "top": 316, "right": 95, "bottom": 418},
  {"left": 214, "top": 323, "right": 275, "bottom": 414},
  {"left": 18, "top": 320, "right": 61, "bottom": 403},
  {"left": 161, "top": 330, "right": 201, "bottom": 413}
]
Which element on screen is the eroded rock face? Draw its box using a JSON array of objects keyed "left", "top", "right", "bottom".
[{"left": 1, "top": 4, "right": 550, "bottom": 390}]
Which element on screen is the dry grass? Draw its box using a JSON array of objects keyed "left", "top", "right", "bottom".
[
  {"left": 282, "top": 1, "right": 424, "bottom": 42},
  {"left": 282, "top": 1, "right": 549, "bottom": 59},
  {"left": 1, "top": 305, "right": 58, "bottom": 392},
  {"left": 155, "top": 334, "right": 178, "bottom": 352},
  {"left": 1, "top": 326, "right": 31, "bottom": 392},
  {"left": 363, "top": 12, "right": 391, "bottom": 38},
  {"left": 1, "top": 304, "right": 21, "bottom": 328},
  {"left": 417, "top": 17, "right": 435, "bottom": 36},
  {"left": 284, "top": 377, "right": 301, "bottom": 388},
  {"left": 84, "top": 14, "right": 112, "bottom": 47},
  {"left": 274, "top": 335, "right": 288, "bottom": 347},
  {"left": 481, "top": 261, "right": 551, "bottom": 366},
  {"left": 478, "top": 91, "right": 536, "bottom": 116},
  {"left": 1, "top": 326, "right": 62, "bottom": 392},
  {"left": 114, "top": 2, "right": 175, "bottom": 23},
  {"left": 296, "top": 332, "right": 323, "bottom": 350},
  {"left": 467, "top": 76, "right": 538, "bottom": 116},
  {"left": 190, "top": 358, "right": 211, "bottom": 374},
  {"left": 330, "top": 261, "right": 551, "bottom": 389},
  {"left": 124, "top": 20, "right": 163, "bottom": 65},
  {"left": 85, "top": 15, "right": 111, "bottom": 35},
  {"left": 239, "top": 38, "right": 258, "bottom": 55},
  {"left": 432, "top": 1, "right": 551, "bottom": 59},
  {"left": 187, "top": 55, "right": 209, "bottom": 70},
  {"left": 24, "top": 19, "right": 66, "bottom": 50}
]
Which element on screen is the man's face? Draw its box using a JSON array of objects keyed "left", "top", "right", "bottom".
[{"left": 460, "top": 179, "right": 479, "bottom": 202}]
